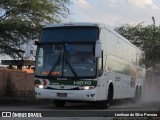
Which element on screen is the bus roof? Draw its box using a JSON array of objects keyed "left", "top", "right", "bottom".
[{"left": 44, "top": 22, "right": 106, "bottom": 28}]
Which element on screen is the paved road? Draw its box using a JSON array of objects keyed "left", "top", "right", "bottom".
[
  {"left": 0, "top": 100, "right": 160, "bottom": 111},
  {"left": 0, "top": 91, "right": 160, "bottom": 119},
  {"left": 0, "top": 99, "right": 160, "bottom": 119}
]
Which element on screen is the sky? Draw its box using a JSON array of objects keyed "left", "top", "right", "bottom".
[
  {"left": 64, "top": 0, "right": 160, "bottom": 27},
  {"left": 1, "top": 0, "right": 160, "bottom": 62}
]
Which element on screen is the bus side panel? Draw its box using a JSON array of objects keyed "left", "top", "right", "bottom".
[{"left": 95, "top": 72, "right": 115, "bottom": 101}]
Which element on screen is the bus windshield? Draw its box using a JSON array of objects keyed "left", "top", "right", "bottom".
[{"left": 35, "top": 44, "right": 96, "bottom": 78}]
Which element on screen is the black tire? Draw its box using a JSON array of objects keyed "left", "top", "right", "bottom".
[
  {"left": 54, "top": 100, "right": 65, "bottom": 107},
  {"left": 107, "top": 85, "right": 113, "bottom": 105},
  {"left": 98, "top": 85, "right": 113, "bottom": 109},
  {"left": 135, "top": 87, "right": 139, "bottom": 100},
  {"left": 138, "top": 87, "right": 142, "bottom": 99},
  {"left": 134, "top": 86, "right": 142, "bottom": 101}
]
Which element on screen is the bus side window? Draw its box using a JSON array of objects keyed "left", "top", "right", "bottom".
[{"left": 98, "top": 51, "right": 103, "bottom": 77}]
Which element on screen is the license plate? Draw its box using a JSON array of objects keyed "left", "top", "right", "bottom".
[{"left": 57, "top": 93, "right": 67, "bottom": 97}]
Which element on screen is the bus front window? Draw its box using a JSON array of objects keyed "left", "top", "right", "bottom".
[
  {"left": 35, "top": 26, "right": 99, "bottom": 78},
  {"left": 35, "top": 45, "right": 64, "bottom": 77},
  {"left": 64, "top": 44, "right": 96, "bottom": 77},
  {"left": 35, "top": 44, "right": 96, "bottom": 78}
]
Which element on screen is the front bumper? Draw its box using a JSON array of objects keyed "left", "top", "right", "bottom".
[{"left": 35, "top": 87, "right": 97, "bottom": 101}]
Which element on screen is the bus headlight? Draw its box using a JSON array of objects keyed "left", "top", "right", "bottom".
[
  {"left": 36, "top": 84, "right": 44, "bottom": 89},
  {"left": 38, "top": 85, "right": 44, "bottom": 89},
  {"left": 79, "top": 86, "right": 95, "bottom": 90}
]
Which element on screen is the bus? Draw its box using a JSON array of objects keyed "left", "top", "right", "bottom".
[{"left": 33, "top": 22, "right": 145, "bottom": 108}]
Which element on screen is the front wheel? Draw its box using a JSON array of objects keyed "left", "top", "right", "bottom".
[
  {"left": 98, "top": 85, "right": 113, "bottom": 109},
  {"left": 54, "top": 100, "right": 65, "bottom": 107}
]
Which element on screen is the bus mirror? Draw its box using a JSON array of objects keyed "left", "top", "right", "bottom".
[
  {"left": 24, "top": 40, "right": 37, "bottom": 58},
  {"left": 95, "top": 40, "right": 102, "bottom": 58}
]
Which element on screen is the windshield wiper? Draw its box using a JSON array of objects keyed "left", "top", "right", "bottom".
[
  {"left": 48, "top": 47, "right": 62, "bottom": 77},
  {"left": 64, "top": 58, "right": 78, "bottom": 78},
  {"left": 48, "top": 44, "right": 79, "bottom": 78},
  {"left": 48, "top": 56, "right": 61, "bottom": 76}
]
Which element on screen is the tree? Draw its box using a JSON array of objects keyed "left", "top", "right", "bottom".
[
  {"left": 115, "top": 21, "right": 160, "bottom": 68},
  {"left": 0, "top": 0, "right": 70, "bottom": 58},
  {"left": 114, "top": 23, "right": 144, "bottom": 48}
]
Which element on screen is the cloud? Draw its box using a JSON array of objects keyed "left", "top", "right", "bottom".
[
  {"left": 76, "top": 0, "right": 90, "bottom": 8},
  {"left": 70, "top": 0, "right": 160, "bottom": 26},
  {"left": 129, "top": 0, "right": 153, "bottom": 7}
]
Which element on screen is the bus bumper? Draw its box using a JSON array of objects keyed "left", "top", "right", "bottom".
[{"left": 35, "top": 87, "right": 97, "bottom": 101}]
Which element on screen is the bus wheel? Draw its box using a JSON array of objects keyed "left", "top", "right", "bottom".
[
  {"left": 134, "top": 86, "right": 142, "bottom": 101},
  {"left": 107, "top": 84, "right": 113, "bottom": 106},
  {"left": 98, "top": 84, "right": 113, "bottom": 109},
  {"left": 54, "top": 100, "right": 65, "bottom": 107},
  {"left": 135, "top": 87, "right": 138, "bottom": 100},
  {"left": 138, "top": 87, "right": 142, "bottom": 99}
]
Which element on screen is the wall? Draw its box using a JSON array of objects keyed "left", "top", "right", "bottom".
[{"left": 0, "top": 69, "right": 35, "bottom": 100}]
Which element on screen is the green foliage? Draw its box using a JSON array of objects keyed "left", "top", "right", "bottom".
[
  {"left": 34, "top": 79, "right": 41, "bottom": 85},
  {"left": 115, "top": 23, "right": 144, "bottom": 48},
  {"left": 0, "top": 0, "right": 70, "bottom": 58},
  {"left": 115, "top": 23, "right": 160, "bottom": 68}
]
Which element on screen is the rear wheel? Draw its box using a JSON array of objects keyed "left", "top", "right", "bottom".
[
  {"left": 134, "top": 86, "right": 142, "bottom": 102},
  {"left": 138, "top": 87, "right": 142, "bottom": 99},
  {"left": 54, "top": 100, "right": 65, "bottom": 107},
  {"left": 135, "top": 87, "right": 139, "bottom": 100}
]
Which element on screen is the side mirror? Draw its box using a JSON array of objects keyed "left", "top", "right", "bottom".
[
  {"left": 24, "top": 40, "right": 38, "bottom": 58},
  {"left": 95, "top": 40, "right": 102, "bottom": 58}
]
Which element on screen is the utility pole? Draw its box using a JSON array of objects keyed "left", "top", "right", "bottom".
[
  {"left": 152, "top": 16, "right": 155, "bottom": 27},
  {"left": 151, "top": 17, "right": 156, "bottom": 67}
]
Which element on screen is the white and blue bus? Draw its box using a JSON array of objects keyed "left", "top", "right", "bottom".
[{"left": 34, "top": 22, "right": 145, "bottom": 108}]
